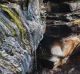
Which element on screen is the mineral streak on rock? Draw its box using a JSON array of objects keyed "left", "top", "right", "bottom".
[{"left": 0, "top": 0, "right": 46, "bottom": 74}]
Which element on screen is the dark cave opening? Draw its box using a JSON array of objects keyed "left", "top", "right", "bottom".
[
  {"left": 35, "top": 1, "right": 80, "bottom": 74},
  {"left": 43, "top": 0, "right": 75, "bottom": 3},
  {"left": 36, "top": 25, "right": 80, "bottom": 74},
  {"left": 36, "top": 25, "right": 73, "bottom": 69}
]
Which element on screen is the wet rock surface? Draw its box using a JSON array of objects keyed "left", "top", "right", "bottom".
[
  {"left": 0, "top": 0, "right": 46, "bottom": 74},
  {"left": 36, "top": 1, "right": 80, "bottom": 74},
  {"left": 37, "top": 48, "right": 80, "bottom": 74}
]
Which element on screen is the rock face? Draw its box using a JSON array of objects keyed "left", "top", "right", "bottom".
[
  {"left": 0, "top": 0, "right": 46, "bottom": 74},
  {"left": 36, "top": 1, "right": 80, "bottom": 74}
]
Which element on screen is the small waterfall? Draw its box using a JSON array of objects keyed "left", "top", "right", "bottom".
[{"left": 27, "top": 0, "right": 46, "bottom": 73}]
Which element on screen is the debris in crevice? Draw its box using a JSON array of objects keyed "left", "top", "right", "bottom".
[{"left": 36, "top": 0, "right": 80, "bottom": 74}]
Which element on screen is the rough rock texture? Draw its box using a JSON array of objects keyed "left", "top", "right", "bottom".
[
  {"left": 0, "top": 0, "right": 46, "bottom": 74},
  {"left": 36, "top": 1, "right": 80, "bottom": 74}
]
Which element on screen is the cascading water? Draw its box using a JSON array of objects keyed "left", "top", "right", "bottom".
[{"left": 26, "top": 0, "right": 46, "bottom": 73}]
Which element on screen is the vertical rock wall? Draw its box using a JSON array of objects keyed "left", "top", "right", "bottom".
[{"left": 0, "top": 0, "right": 46, "bottom": 74}]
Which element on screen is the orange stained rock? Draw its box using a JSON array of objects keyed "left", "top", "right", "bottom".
[{"left": 63, "top": 36, "right": 80, "bottom": 57}]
